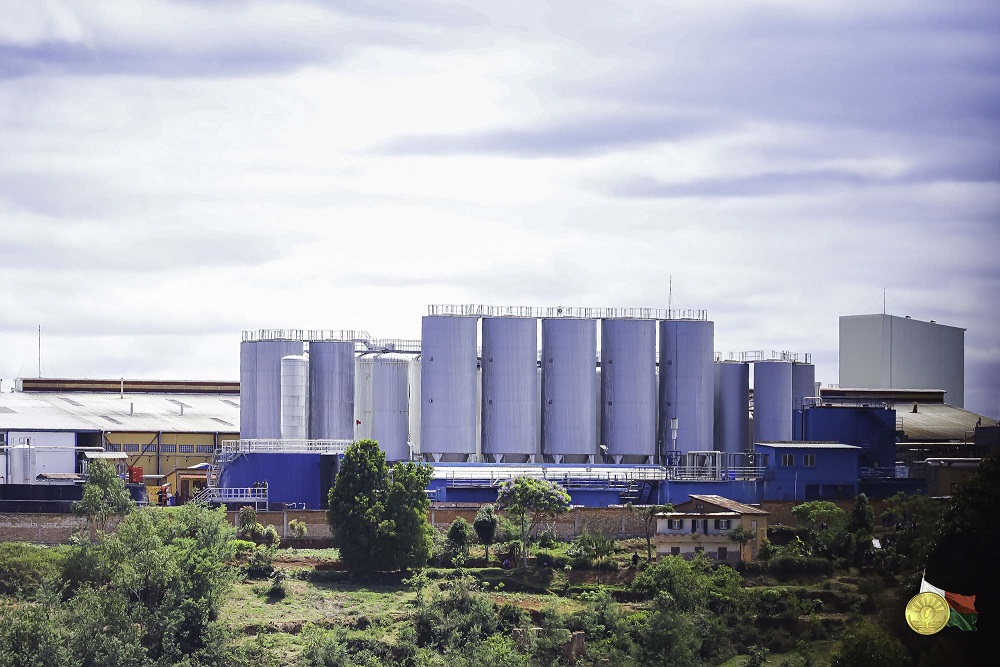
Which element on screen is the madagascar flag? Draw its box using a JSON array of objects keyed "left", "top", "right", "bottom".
[{"left": 920, "top": 577, "right": 978, "bottom": 631}]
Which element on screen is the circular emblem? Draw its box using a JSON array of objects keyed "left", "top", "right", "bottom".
[{"left": 905, "top": 592, "right": 949, "bottom": 635}]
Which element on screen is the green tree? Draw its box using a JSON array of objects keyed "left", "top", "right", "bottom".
[
  {"left": 74, "top": 459, "right": 134, "bottom": 534},
  {"left": 630, "top": 503, "right": 674, "bottom": 561},
  {"left": 849, "top": 493, "right": 875, "bottom": 535},
  {"left": 791, "top": 500, "right": 848, "bottom": 556},
  {"left": 495, "top": 477, "right": 571, "bottom": 567},
  {"left": 327, "top": 439, "right": 433, "bottom": 574},
  {"left": 473, "top": 504, "right": 499, "bottom": 563},
  {"left": 728, "top": 525, "right": 755, "bottom": 561},
  {"left": 830, "top": 622, "right": 907, "bottom": 667},
  {"left": 448, "top": 518, "right": 472, "bottom": 558},
  {"left": 881, "top": 492, "right": 943, "bottom": 570}
]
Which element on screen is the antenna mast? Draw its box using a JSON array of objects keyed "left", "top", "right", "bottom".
[
  {"left": 38, "top": 325, "right": 41, "bottom": 378},
  {"left": 669, "top": 275, "right": 673, "bottom": 314}
]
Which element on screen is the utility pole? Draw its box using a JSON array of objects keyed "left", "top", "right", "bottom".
[{"left": 38, "top": 325, "right": 41, "bottom": 378}]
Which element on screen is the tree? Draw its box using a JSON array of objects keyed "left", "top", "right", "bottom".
[
  {"left": 848, "top": 493, "right": 875, "bottom": 566},
  {"left": 791, "top": 500, "right": 848, "bottom": 557},
  {"left": 74, "top": 459, "right": 134, "bottom": 535},
  {"left": 830, "top": 622, "right": 907, "bottom": 667},
  {"left": 327, "top": 439, "right": 434, "bottom": 574},
  {"left": 881, "top": 492, "right": 943, "bottom": 570},
  {"left": 495, "top": 477, "right": 570, "bottom": 567},
  {"left": 728, "top": 525, "right": 755, "bottom": 561},
  {"left": 448, "top": 518, "right": 472, "bottom": 557},
  {"left": 473, "top": 504, "right": 499, "bottom": 563},
  {"left": 575, "top": 530, "right": 615, "bottom": 582},
  {"left": 629, "top": 503, "right": 674, "bottom": 562}
]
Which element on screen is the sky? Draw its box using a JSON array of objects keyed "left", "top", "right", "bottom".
[{"left": 1, "top": 0, "right": 998, "bottom": 417}]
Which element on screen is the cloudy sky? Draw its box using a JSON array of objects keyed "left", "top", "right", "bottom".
[{"left": 1, "top": 1, "right": 998, "bottom": 416}]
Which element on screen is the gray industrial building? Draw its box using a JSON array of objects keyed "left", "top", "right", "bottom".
[{"left": 839, "top": 314, "right": 965, "bottom": 407}]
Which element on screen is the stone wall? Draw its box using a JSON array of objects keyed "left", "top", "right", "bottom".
[{"left": 0, "top": 513, "right": 87, "bottom": 544}]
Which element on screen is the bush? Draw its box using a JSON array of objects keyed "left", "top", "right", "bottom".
[
  {"left": 767, "top": 555, "right": 833, "bottom": 577},
  {"left": 0, "top": 543, "right": 65, "bottom": 595},
  {"left": 534, "top": 550, "right": 569, "bottom": 568},
  {"left": 263, "top": 525, "right": 281, "bottom": 548},
  {"left": 831, "top": 622, "right": 908, "bottom": 667},
  {"left": 289, "top": 519, "right": 308, "bottom": 538},
  {"left": 536, "top": 524, "right": 559, "bottom": 549},
  {"left": 237, "top": 505, "right": 258, "bottom": 535},
  {"left": 246, "top": 545, "right": 275, "bottom": 578},
  {"left": 232, "top": 539, "right": 257, "bottom": 558}
]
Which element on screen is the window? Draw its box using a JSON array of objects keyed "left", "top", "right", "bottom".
[
  {"left": 781, "top": 453, "right": 794, "bottom": 467},
  {"left": 714, "top": 519, "right": 731, "bottom": 530},
  {"left": 694, "top": 546, "right": 704, "bottom": 554},
  {"left": 718, "top": 547, "right": 728, "bottom": 561},
  {"left": 197, "top": 445, "right": 215, "bottom": 454},
  {"left": 670, "top": 547, "right": 680, "bottom": 556},
  {"left": 160, "top": 444, "right": 176, "bottom": 453},
  {"left": 690, "top": 519, "right": 700, "bottom": 533},
  {"left": 124, "top": 444, "right": 140, "bottom": 453},
  {"left": 178, "top": 445, "right": 195, "bottom": 454},
  {"left": 667, "top": 518, "right": 684, "bottom": 530},
  {"left": 803, "top": 454, "right": 816, "bottom": 467},
  {"left": 104, "top": 444, "right": 122, "bottom": 452}
]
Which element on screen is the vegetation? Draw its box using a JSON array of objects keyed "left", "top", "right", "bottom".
[
  {"left": 630, "top": 502, "right": 673, "bottom": 561},
  {"left": 73, "top": 459, "right": 134, "bottom": 534},
  {"left": 495, "top": 477, "right": 571, "bottom": 567},
  {"left": 474, "top": 504, "right": 500, "bottom": 563},
  {"left": 327, "top": 439, "right": 434, "bottom": 574}
]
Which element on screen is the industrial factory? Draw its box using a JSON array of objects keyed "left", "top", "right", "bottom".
[{"left": 1, "top": 306, "right": 995, "bottom": 511}]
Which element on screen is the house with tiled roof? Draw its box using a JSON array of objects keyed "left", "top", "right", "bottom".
[{"left": 653, "top": 494, "right": 769, "bottom": 563}]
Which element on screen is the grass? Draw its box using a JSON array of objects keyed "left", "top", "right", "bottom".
[{"left": 718, "top": 640, "right": 838, "bottom": 667}]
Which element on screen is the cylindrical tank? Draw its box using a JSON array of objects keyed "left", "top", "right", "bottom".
[
  {"left": 255, "top": 340, "right": 304, "bottom": 439},
  {"left": 371, "top": 353, "right": 411, "bottom": 461},
  {"left": 714, "top": 361, "right": 750, "bottom": 454},
  {"left": 408, "top": 356, "right": 422, "bottom": 455},
  {"left": 754, "top": 360, "right": 793, "bottom": 442},
  {"left": 354, "top": 354, "right": 374, "bottom": 441},
  {"left": 541, "top": 318, "right": 597, "bottom": 463},
  {"left": 280, "top": 355, "right": 309, "bottom": 440},
  {"left": 308, "top": 341, "right": 355, "bottom": 440},
  {"left": 600, "top": 319, "right": 656, "bottom": 463},
  {"left": 420, "top": 316, "right": 478, "bottom": 461},
  {"left": 791, "top": 362, "right": 816, "bottom": 440},
  {"left": 239, "top": 341, "right": 257, "bottom": 439},
  {"left": 659, "top": 320, "right": 715, "bottom": 456},
  {"left": 481, "top": 317, "right": 539, "bottom": 463},
  {"left": 8, "top": 445, "right": 32, "bottom": 484}
]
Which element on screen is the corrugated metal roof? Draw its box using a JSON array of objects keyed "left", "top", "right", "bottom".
[
  {"left": 686, "top": 494, "right": 769, "bottom": 515},
  {"left": 0, "top": 391, "right": 240, "bottom": 434},
  {"left": 755, "top": 442, "right": 861, "bottom": 450},
  {"left": 893, "top": 402, "right": 996, "bottom": 441}
]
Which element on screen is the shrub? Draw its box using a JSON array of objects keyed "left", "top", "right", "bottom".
[
  {"left": 263, "top": 525, "right": 281, "bottom": 548},
  {"left": 237, "top": 505, "right": 258, "bottom": 535},
  {"left": 246, "top": 545, "right": 275, "bottom": 578},
  {"left": 767, "top": 555, "right": 833, "bottom": 577},
  {"left": 246, "top": 522, "right": 266, "bottom": 541},
  {"left": 232, "top": 539, "right": 257, "bottom": 558},
  {"left": 534, "top": 550, "right": 569, "bottom": 568},
  {"left": 289, "top": 519, "right": 308, "bottom": 538},
  {"left": 536, "top": 524, "right": 559, "bottom": 549},
  {"left": 0, "top": 543, "right": 65, "bottom": 595},
  {"left": 831, "top": 621, "right": 907, "bottom": 667},
  {"left": 448, "top": 518, "right": 473, "bottom": 556},
  {"left": 268, "top": 569, "right": 287, "bottom": 599}
]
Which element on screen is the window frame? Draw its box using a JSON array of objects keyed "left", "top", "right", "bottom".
[
  {"left": 803, "top": 454, "right": 816, "bottom": 467},
  {"left": 781, "top": 453, "right": 794, "bottom": 467}
]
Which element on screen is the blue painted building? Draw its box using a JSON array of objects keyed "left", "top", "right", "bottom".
[
  {"left": 219, "top": 452, "right": 338, "bottom": 509},
  {"left": 794, "top": 405, "right": 896, "bottom": 469},
  {"left": 756, "top": 442, "right": 860, "bottom": 501}
]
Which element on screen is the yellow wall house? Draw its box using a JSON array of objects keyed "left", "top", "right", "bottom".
[{"left": 654, "top": 494, "right": 769, "bottom": 564}]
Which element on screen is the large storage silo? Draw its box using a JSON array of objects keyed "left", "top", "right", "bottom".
[
  {"left": 754, "top": 360, "right": 793, "bottom": 442},
  {"left": 371, "top": 353, "right": 412, "bottom": 461},
  {"left": 541, "top": 318, "right": 597, "bottom": 463},
  {"left": 239, "top": 340, "right": 257, "bottom": 438},
  {"left": 255, "top": 340, "right": 304, "bottom": 438},
  {"left": 280, "top": 355, "right": 309, "bottom": 439},
  {"left": 791, "top": 361, "right": 816, "bottom": 440},
  {"left": 714, "top": 361, "right": 750, "bottom": 454},
  {"left": 600, "top": 319, "right": 656, "bottom": 463},
  {"left": 659, "top": 320, "right": 715, "bottom": 456},
  {"left": 481, "top": 317, "right": 539, "bottom": 463},
  {"left": 309, "top": 341, "right": 355, "bottom": 440},
  {"left": 354, "top": 354, "right": 374, "bottom": 441},
  {"left": 408, "top": 356, "right": 422, "bottom": 455},
  {"left": 420, "top": 316, "right": 478, "bottom": 462}
]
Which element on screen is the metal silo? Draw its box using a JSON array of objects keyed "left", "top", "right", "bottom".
[
  {"left": 481, "top": 317, "right": 538, "bottom": 463},
  {"left": 714, "top": 361, "right": 750, "bottom": 454},
  {"left": 408, "top": 356, "right": 422, "bottom": 455},
  {"left": 372, "top": 353, "right": 411, "bottom": 461},
  {"left": 791, "top": 361, "right": 816, "bottom": 441},
  {"left": 541, "top": 318, "right": 597, "bottom": 463},
  {"left": 255, "top": 339, "right": 304, "bottom": 438},
  {"left": 239, "top": 340, "right": 257, "bottom": 438},
  {"left": 308, "top": 341, "right": 355, "bottom": 440},
  {"left": 354, "top": 354, "right": 374, "bottom": 441},
  {"left": 753, "top": 360, "right": 793, "bottom": 442},
  {"left": 659, "top": 320, "right": 715, "bottom": 456},
  {"left": 280, "top": 354, "right": 309, "bottom": 440},
  {"left": 600, "top": 319, "right": 656, "bottom": 463},
  {"left": 420, "top": 316, "right": 478, "bottom": 462}
]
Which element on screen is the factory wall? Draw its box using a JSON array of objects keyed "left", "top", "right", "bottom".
[
  {"left": 756, "top": 444, "right": 859, "bottom": 501},
  {"left": 839, "top": 314, "right": 965, "bottom": 407},
  {"left": 795, "top": 406, "right": 897, "bottom": 469},
  {"left": 101, "top": 431, "right": 234, "bottom": 477},
  {"left": 2, "top": 432, "right": 76, "bottom": 483},
  {"left": 219, "top": 452, "right": 331, "bottom": 509}
]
